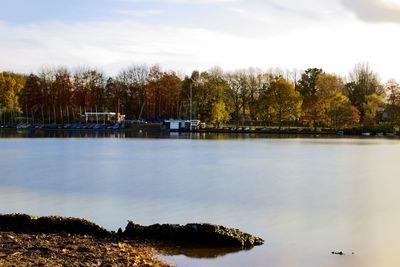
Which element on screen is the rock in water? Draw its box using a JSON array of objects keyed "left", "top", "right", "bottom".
[
  {"left": 0, "top": 214, "right": 111, "bottom": 237},
  {"left": 123, "top": 222, "right": 264, "bottom": 248},
  {"left": 0, "top": 214, "right": 264, "bottom": 248}
]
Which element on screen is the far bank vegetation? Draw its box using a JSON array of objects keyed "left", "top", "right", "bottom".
[{"left": 1, "top": 63, "right": 398, "bottom": 132}]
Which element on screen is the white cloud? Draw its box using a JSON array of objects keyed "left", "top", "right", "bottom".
[
  {"left": 115, "top": 0, "right": 240, "bottom": 4},
  {"left": 0, "top": 4, "right": 399, "bottom": 82},
  {"left": 340, "top": 0, "right": 400, "bottom": 23},
  {"left": 113, "top": 9, "right": 164, "bottom": 16},
  {"left": 226, "top": 7, "right": 248, "bottom": 15}
]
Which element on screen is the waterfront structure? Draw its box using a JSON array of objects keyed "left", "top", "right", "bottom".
[
  {"left": 81, "top": 112, "right": 125, "bottom": 124},
  {"left": 162, "top": 120, "right": 187, "bottom": 130},
  {"left": 162, "top": 119, "right": 204, "bottom": 131}
]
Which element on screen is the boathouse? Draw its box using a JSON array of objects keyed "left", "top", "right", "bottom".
[
  {"left": 81, "top": 112, "right": 125, "bottom": 123},
  {"left": 162, "top": 119, "right": 204, "bottom": 131},
  {"left": 162, "top": 120, "right": 187, "bottom": 130}
]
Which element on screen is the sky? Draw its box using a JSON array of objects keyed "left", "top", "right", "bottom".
[{"left": 0, "top": 0, "right": 400, "bottom": 81}]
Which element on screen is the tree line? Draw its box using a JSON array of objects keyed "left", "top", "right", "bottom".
[{"left": 1, "top": 63, "right": 399, "bottom": 130}]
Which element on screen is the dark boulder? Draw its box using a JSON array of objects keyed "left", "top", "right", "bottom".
[
  {"left": 0, "top": 214, "right": 264, "bottom": 248},
  {"left": 123, "top": 222, "right": 264, "bottom": 248},
  {"left": 0, "top": 213, "right": 111, "bottom": 237}
]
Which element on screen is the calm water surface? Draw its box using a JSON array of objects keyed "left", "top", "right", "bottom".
[{"left": 1, "top": 132, "right": 400, "bottom": 267}]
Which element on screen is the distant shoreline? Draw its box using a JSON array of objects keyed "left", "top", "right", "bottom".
[{"left": 0, "top": 125, "right": 397, "bottom": 138}]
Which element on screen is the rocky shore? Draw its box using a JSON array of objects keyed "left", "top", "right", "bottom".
[
  {"left": 0, "top": 214, "right": 264, "bottom": 266},
  {"left": 0, "top": 231, "right": 169, "bottom": 267}
]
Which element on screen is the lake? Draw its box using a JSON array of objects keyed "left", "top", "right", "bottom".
[{"left": 1, "top": 131, "right": 400, "bottom": 266}]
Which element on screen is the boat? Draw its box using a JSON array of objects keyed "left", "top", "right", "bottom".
[
  {"left": 361, "top": 132, "right": 371, "bottom": 136},
  {"left": 45, "top": 124, "right": 58, "bottom": 129},
  {"left": 336, "top": 130, "right": 344, "bottom": 136}
]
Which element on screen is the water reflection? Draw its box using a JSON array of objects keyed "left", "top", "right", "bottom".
[
  {"left": 158, "top": 246, "right": 247, "bottom": 258},
  {"left": 0, "top": 129, "right": 387, "bottom": 140}
]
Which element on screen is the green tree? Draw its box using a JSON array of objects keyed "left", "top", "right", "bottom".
[{"left": 296, "top": 68, "right": 323, "bottom": 99}]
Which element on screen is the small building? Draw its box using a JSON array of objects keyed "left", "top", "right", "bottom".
[
  {"left": 162, "top": 120, "right": 187, "bottom": 131},
  {"left": 81, "top": 112, "right": 125, "bottom": 124},
  {"left": 162, "top": 119, "right": 204, "bottom": 131}
]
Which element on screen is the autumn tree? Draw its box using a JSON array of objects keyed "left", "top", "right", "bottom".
[
  {"left": 296, "top": 68, "right": 323, "bottom": 128},
  {"left": 117, "top": 65, "right": 149, "bottom": 119},
  {"left": 300, "top": 96, "right": 326, "bottom": 129},
  {"left": 225, "top": 72, "right": 243, "bottom": 125},
  {"left": 384, "top": 80, "right": 400, "bottom": 124},
  {"left": 386, "top": 79, "right": 400, "bottom": 105},
  {"left": 52, "top": 68, "right": 73, "bottom": 123},
  {"left": 1, "top": 63, "right": 394, "bottom": 129},
  {"left": 105, "top": 77, "right": 128, "bottom": 116},
  {"left": 317, "top": 73, "right": 345, "bottom": 97},
  {"left": 224, "top": 69, "right": 269, "bottom": 125},
  {"left": 20, "top": 74, "right": 43, "bottom": 123},
  {"left": 346, "top": 63, "right": 384, "bottom": 121},
  {"left": 190, "top": 68, "right": 230, "bottom": 124},
  {"left": 324, "top": 93, "right": 360, "bottom": 129},
  {"left": 246, "top": 68, "right": 263, "bottom": 119},
  {"left": 36, "top": 68, "right": 56, "bottom": 123},
  {"left": 253, "top": 72, "right": 273, "bottom": 122},
  {"left": 160, "top": 71, "right": 182, "bottom": 119},
  {"left": 302, "top": 73, "right": 346, "bottom": 128},
  {"left": 146, "top": 66, "right": 164, "bottom": 119},
  {"left": 88, "top": 70, "right": 106, "bottom": 113},
  {"left": 0, "top": 72, "right": 24, "bottom": 122},
  {"left": 237, "top": 71, "right": 251, "bottom": 119},
  {"left": 363, "top": 93, "right": 384, "bottom": 126},
  {"left": 180, "top": 74, "right": 194, "bottom": 120},
  {"left": 265, "top": 77, "right": 302, "bottom": 130},
  {"left": 210, "top": 100, "right": 230, "bottom": 127},
  {"left": 72, "top": 69, "right": 90, "bottom": 117}
]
